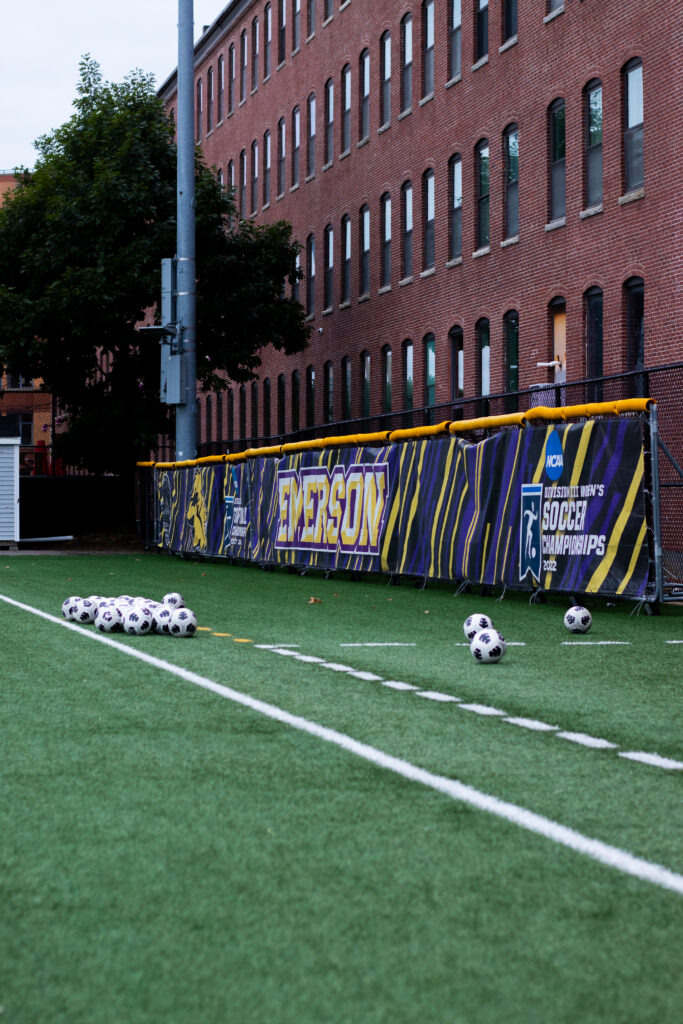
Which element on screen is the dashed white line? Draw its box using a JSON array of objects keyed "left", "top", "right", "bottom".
[
  {"left": 415, "top": 691, "right": 461, "bottom": 703},
  {"left": 619, "top": 751, "right": 683, "bottom": 770},
  {"left": 381, "top": 680, "right": 420, "bottom": 691},
  {"left": 341, "top": 642, "right": 417, "bottom": 647},
  {"left": 504, "top": 717, "right": 559, "bottom": 732},
  {"left": 561, "top": 641, "right": 631, "bottom": 646},
  {"left": 556, "top": 732, "right": 619, "bottom": 750},
  {"left": 347, "top": 670, "right": 384, "bottom": 682},
  {"left": 459, "top": 703, "right": 507, "bottom": 717}
]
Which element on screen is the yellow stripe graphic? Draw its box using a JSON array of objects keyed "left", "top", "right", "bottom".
[
  {"left": 616, "top": 517, "right": 648, "bottom": 596},
  {"left": 585, "top": 449, "right": 644, "bottom": 593},
  {"left": 429, "top": 440, "right": 456, "bottom": 577}
]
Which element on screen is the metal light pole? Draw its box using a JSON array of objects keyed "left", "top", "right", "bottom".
[{"left": 175, "top": 0, "right": 197, "bottom": 461}]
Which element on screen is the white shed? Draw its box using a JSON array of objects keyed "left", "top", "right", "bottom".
[{"left": 0, "top": 435, "right": 20, "bottom": 545}]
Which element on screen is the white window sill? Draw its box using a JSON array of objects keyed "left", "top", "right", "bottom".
[
  {"left": 618, "top": 187, "right": 645, "bottom": 206},
  {"left": 500, "top": 235, "right": 519, "bottom": 248},
  {"left": 399, "top": 276, "right": 413, "bottom": 286},
  {"left": 378, "top": 123, "right": 390, "bottom": 135},
  {"left": 339, "top": 149, "right": 351, "bottom": 160},
  {"left": 580, "top": 203, "right": 603, "bottom": 219},
  {"left": 305, "top": 173, "right": 315, "bottom": 183},
  {"left": 419, "top": 93, "right": 434, "bottom": 107},
  {"left": 322, "top": 161, "right": 333, "bottom": 171},
  {"left": 499, "top": 35, "right": 518, "bottom": 53},
  {"left": 378, "top": 285, "right": 392, "bottom": 295},
  {"left": 339, "top": 300, "right": 351, "bottom": 310},
  {"left": 545, "top": 217, "right": 566, "bottom": 232},
  {"left": 323, "top": 16, "right": 333, "bottom": 28},
  {"left": 420, "top": 267, "right": 436, "bottom": 279},
  {"left": 543, "top": 6, "right": 564, "bottom": 24},
  {"left": 291, "top": 47, "right": 300, "bottom": 58},
  {"left": 446, "top": 256, "right": 463, "bottom": 267},
  {"left": 398, "top": 108, "right": 412, "bottom": 121},
  {"left": 290, "top": 183, "right": 300, "bottom": 193},
  {"left": 357, "top": 137, "right": 370, "bottom": 149},
  {"left": 445, "top": 75, "right": 461, "bottom": 90},
  {"left": 471, "top": 55, "right": 489, "bottom": 72},
  {"left": 472, "top": 246, "right": 490, "bottom": 259},
  {"left": 322, "top": 307, "right": 333, "bottom": 317},
  {"left": 358, "top": 293, "right": 370, "bottom": 303}
]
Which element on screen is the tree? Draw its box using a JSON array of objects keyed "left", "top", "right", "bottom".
[{"left": 0, "top": 57, "right": 308, "bottom": 477}]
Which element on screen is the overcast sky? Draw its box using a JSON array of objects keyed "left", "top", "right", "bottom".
[{"left": 1, "top": 1, "right": 226, "bottom": 171}]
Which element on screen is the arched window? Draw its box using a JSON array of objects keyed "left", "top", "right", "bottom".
[
  {"left": 475, "top": 0, "right": 488, "bottom": 63},
  {"left": 239, "top": 149, "right": 247, "bottom": 218},
  {"left": 195, "top": 78, "right": 203, "bottom": 141},
  {"left": 503, "top": 124, "right": 519, "bottom": 239},
  {"left": 476, "top": 317, "right": 490, "bottom": 413},
  {"left": 402, "top": 339, "right": 414, "bottom": 427},
  {"left": 503, "top": 0, "right": 517, "bottom": 44},
  {"left": 341, "top": 64, "right": 352, "bottom": 153},
  {"left": 359, "top": 204, "right": 370, "bottom": 295},
  {"left": 277, "top": 374, "right": 286, "bottom": 434},
  {"left": 264, "top": 4, "right": 272, "bottom": 77},
  {"left": 380, "top": 31, "right": 391, "bottom": 127},
  {"left": 400, "top": 14, "right": 412, "bottom": 113},
  {"left": 251, "top": 381, "right": 259, "bottom": 439},
  {"left": 250, "top": 139, "right": 259, "bottom": 214},
  {"left": 360, "top": 350, "right": 371, "bottom": 418},
  {"left": 307, "top": 0, "right": 316, "bottom": 38},
  {"left": 251, "top": 17, "right": 260, "bottom": 91},
  {"left": 278, "top": 0, "right": 287, "bottom": 64},
  {"left": 323, "top": 360, "right": 334, "bottom": 422},
  {"left": 422, "top": 168, "right": 435, "bottom": 270},
  {"left": 305, "top": 365, "right": 315, "bottom": 427},
  {"left": 475, "top": 139, "right": 490, "bottom": 249},
  {"left": 291, "top": 369, "right": 300, "bottom": 432},
  {"left": 503, "top": 310, "right": 519, "bottom": 412},
  {"left": 292, "top": 106, "right": 300, "bottom": 186},
  {"left": 422, "top": 0, "right": 434, "bottom": 97},
  {"left": 204, "top": 393, "right": 213, "bottom": 449},
  {"left": 341, "top": 356, "right": 352, "bottom": 420},
  {"left": 449, "top": 325, "right": 464, "bottom": 403},
  {"left": 217, "top": 56, "right": 224, "bottom": 121},
  {"left": 548, "top": 98, "right": 566, "bottom": 221},
  {"left": 324, "top": 78, "right": 334, "bottom": 164},
  {"left": 306, "top": 233, "right": 316, "bottom": 315},
  {"left": 307, "top": 92, "right": 316, "bottom": 176},
  {"left": 449, "top": 0, "right": 461, "bottom": 81},
  {"left": 584, "top": 80, "right": 603, "bottom": 207},
  {"left": 227, "top": 388, "right": 234, "bottom": 442},
  {"left": 228, "top": 44, "right": 235, "bottom": 113},
  {"left": 380, "top": 192, "right": 391, "bottom": 289},
  {"left": 340, "top": 214, "right": 351, "bottom": 304},
  {"left": 277, "top": 117, "right": 286, "bottom": 195},
  {"left": 240, "top": 30, "right": 248, "bottom": 102},
  {"left": 382, "top": 345, "right": 392, "bottom": 414},
  {"left": 585, "top": 287, "right": 604, "bottom": 399},
  {"left": 359, "top": 49, "right": 370, "bottom": 141},
  {"left": 401, "top": 180, "right": 413, "bottom": 278},
  {"left": 292, "top": 0, "right": 301, "bottom": 51},
  {"left": 623, "top": 58, "right": 643, "bottom": 193},
  {"left": 263, "top": 378, "right": 271, "bottom": 437},
  {"left": 239, "top": 384, "right": 247, "bottom": 440},
  {"left": 448, "top": 155, "right": 463, "bottom": 259},
  {"left": 206, "top": 67, "right": 214, "bottom": 133},
  {"left": 263, "top": 129, "right": 271, "bottom": 205},
  {"left": 423, "top": 332, "right": 435, "bottom": 424},
  {"left": 323, "top": 224, "right": 334, "bottom": 310}
]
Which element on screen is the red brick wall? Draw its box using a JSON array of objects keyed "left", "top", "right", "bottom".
[{"left": 161, "top": 0, "right": 682, "bottom": 441}]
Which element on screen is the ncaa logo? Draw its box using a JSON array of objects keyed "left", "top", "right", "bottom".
[{"left": 545, "top": 429, "right": 564, "bottom": 481}]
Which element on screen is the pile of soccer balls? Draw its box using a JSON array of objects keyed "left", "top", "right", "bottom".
[{"left": 61, "top": 592, "right": 198, "bottom": 638}]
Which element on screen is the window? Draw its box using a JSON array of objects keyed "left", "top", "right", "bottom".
[
  {"left": 240, "top": 30, "right": 248, "bottom": 102},
  {"left": 293, "top": 0, "right": 301, "bottom": 50},
  {"left": 277, "top": 118, "right": 286, "bottom": 195},
  {"left": 324, "top": 0, "right": 332, "bottom": 21},
  {"left": 263, "top": 130, "right": 271, "bottom": 205},
  {"left": 239, "top": 385, "right": 247, "bottom": 440},
  {"left": 341, "top": 356, "right": 352, "bottom": 420},
  {"left": 252, "top": 18, "right": 259, "bottom": 90},
  {"left": 307, "top": 92, "right": 316, "bottom": 176},
  {"left": 380, "top": 192, "right": 391, "bottom": 288},
  {"left": 195, "top": 78, "right": 202, "bottom": 141},
  {"left": 264, "top": 4, "right": 272, "bottom": 76},
  {"left": 227, "top": 389, "right": 234, "bottom": 442},
  {"left": 424, "top": 333, "right": 435, "bottom": 423},
  {"left": 216, "top": 167, "right": 223, "bottom": 189},
  {"left": 422, "top": 0, "right": 435, "bottom": 97},
  {"left": 306, "top": 234, "right": 316, "bottom": 315},
  {"left": 341, "top": 64, "right": 351, "bottom": 153},
  {"left": 380, "top": 31, "right": 391, "bottom": 127},
  {"left": 291, "top": 370, "right": 300, "bottom": 431},
  {"left": 422, "top": 168, "right": 435, "bottom": 269},
  {"left": 251, "top": 140, "right": 259, "bottom": 214},
  {"left": 449, "top": 155, "right": 463, "bottom": 259},
  {"left": 585, "top": 287, "right": 603, "bottom": 400},
  {"left": 277, "top": 374, "right": 286, "bottom": 434},
  {"left": 476, "top": 318, "right": 490, "bottom": 413},
  {"left": 307, "top": 0, "right": 316, "bottom": 37},
  {"left": 503, "top": 124, "right": 519, "bottom": 238},
  {"left": 359, "top": 49, "right": 370, "bottom": 141},
  {"left": 306, "top": 365, "right": 315, "bottom": 427},
  {"left": 449, "top": 0, "right": 461, "bottom": 80},
  {"left": 449, "top": 325, "right": 464, "bottom": 402},
  {"left": 400, "top": 15, "right": 412, "bottom": 113},
  {"left": 624, "top": 277, "right": 644, "bottom": 370},
  {"left": 360, "top": 350, "right": 370, "bottom": 418},
  {"left": 359, "top": 204, "right": 370, "bottom": 295},
  {"left": 548, "top": 0, "right": 562, "bottom": 12},
  {"left": 292, "top": 249, "right": 301, "bottom": 303},
  {"left": 503, "top": 0, "right": 517, "bottom": 42},
  {"left": 549, "top": 295, "right": 567, "bottom": 387},
  {"left": 278, "top": 0, "right": 286, "bottom": 64},
  {"left": 323, "top": 361, "right": 334, "bottom": 422},
  {"left": 381, "top": 346, "right": 392, "bottom": 414},
  {"left": 324, "top": 224, "right": 334, "bottom": 309},
  {"left": 401, "top": 180, "right": 413, "bottom": 278},
  {"left": 503, "top": 310, "right": 519, "bottom": 412},
  {"left": 340, "top": 214, "right": 351, "bottom": 303},
  {"left": 228, "top": 44, "right": 235, "bottom": 113},
  {"left": 403, "top": 339, "right": 414, "bottom": 425},
  {"left": 584, "top": 80, "right": 602, "bottom": 207},
  {"left": 475, "top": 0, "right": 488, "bottom": 62},
  {"left": 292, "top": 106, "right": 301, "bottom": 186},
  {"left": 216, "top": 392, "right": 223, "bottom": 444},
  {"left": 227, "top": 159, "right": 235, "bottom": 225},
  {"left": 217, "top": 56, "right": 224, "bottom": 121},
  {"left": 623, "top": 58, "right": 643, "bottom": 192},
  {"left": 263, "top": 378, "right": 271, "bottom": 437},
  {"left": 206, "top": 67, "right": 213, "bottom": 133},
  {"left": 324, "top": 78, "right": 334, "bottom": 164},
  {"left": 251, "top": 381, "right": 259, "bottom": 439},
  {"left": 239, "top": 149, "right": 247, "bottom": 218},
  {"left": 549, "top": 98, "right": 566, "bottom": 221},
  {"left": 476, "top": 139, "right": 490, "bottom": 249}
]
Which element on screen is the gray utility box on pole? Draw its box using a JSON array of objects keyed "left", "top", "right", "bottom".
[
  {"left": 159, "top": 256, "right": 186, "bottom": 406},
  {"left": 0, "top": 433, "right": 20, "bottom": 545}
]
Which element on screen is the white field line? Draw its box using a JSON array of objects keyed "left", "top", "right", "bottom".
[
  {"left": 561, "top": 640, "right": 631, "bottom": 645},
  {"left": 341, "top": 642, "right": 417, "bottom": 647},
  {"left": 257, "top": 642, "right": 683, "bottom": 772},
  {"left": 2, "top": 591, "right": 682, "bottom": 898}
]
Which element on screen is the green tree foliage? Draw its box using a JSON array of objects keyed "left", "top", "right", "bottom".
[{"left": 0, "top": 57, "right": 308, "bottom": 475}]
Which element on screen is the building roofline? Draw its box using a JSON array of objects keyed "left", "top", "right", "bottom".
[{"left": 158, "top": 0, "right": 257, "bottom": 101}]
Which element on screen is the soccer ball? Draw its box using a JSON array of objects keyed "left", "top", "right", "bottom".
[
  {"left": 73, "top": 598, "right": 98, "bottom": 624},
  {"left": 169, "top": 607, "right": 198, "bottom": 637},
  {"left": 122, "top": 606, "right": 153, "bottom": 636},
  {"left": 62, "top": 596, "right": 82, "bottom": 620},
  {"left": 564, "top": 606, "right": 592, "bottom": 633},
  {"left": 153, "top": 606, "right": 173, "bottom": 634},
  {"left": 163, "top": 592, "right": 185, "bottom": 609},
  {"left": 95, "top": 606, "right": 121, "bottom": 633},
  {"left": 463, "top": 613, "right": 493, "bottom": 641},
  {"left": 470, "top": 628, "right": 506, "bottom": 663}
]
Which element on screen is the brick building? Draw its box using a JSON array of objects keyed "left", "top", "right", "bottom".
[{"left": 158, "top": 0, "right": 680, "bottom": 450}]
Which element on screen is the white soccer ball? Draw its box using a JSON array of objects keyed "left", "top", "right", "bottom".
[
  {"left": 564, "top": 605, "right": 592, "bottom": 633},
  {"left": 163, "top": 592, "right": 185, "bottom": 609},
  {"left": 463, "top": 613, "right": 493, "bottom": 641},
  {"left": 169, "top": 606, "right": 198, "bottom": 637},
  {"left": 470, "top": 628, "right": 506, "bottom": 663},
  {"left": 72, "top": 598, "right": 97, "bottom": 624},
  {"left": 62, "top": 596, "right": 82, "bottom": 620},
  {"left": 122, "top": 606, "right": 153, "bottom": 635},
  {"left": 95, "top": 606, "right": 121, "bottom": 633},
  {"left": 153, "top": 606, "right": 173, "bottom": 634}
]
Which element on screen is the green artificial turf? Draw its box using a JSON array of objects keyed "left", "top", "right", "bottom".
[{"left": 1, "top": 553, "right": 682, "bottom": 1023}]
